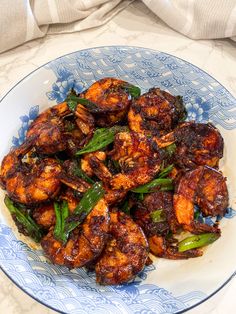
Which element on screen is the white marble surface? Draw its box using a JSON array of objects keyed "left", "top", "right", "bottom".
[{"left": 0, "top": 1, "right": 235, "bottom": 313}]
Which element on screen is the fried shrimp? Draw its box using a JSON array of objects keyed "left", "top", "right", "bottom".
[
  {"left": 27, "top": 102, "right": 71, "bottom": 155},
  {"left": 80, "top": 77, "right": 131, "bottom": 126},
  {"left": 41, "top": 198, "right": 109, "bottom": 268},
  {"left": 156, "top": 122, "right": 224, "bottom": 169},
  {"left": 128, "top": 88, "right": 186, "bottom": 135},
  {"left": 0, "top": 140, "right": 62, "bottom": 204},
  {"left": 33, "top": 203, "right": 56, "bottom": 228},
  {"left": 174, "top": 166, "right": 228, "bottom": 234},
  {"left": 148, "top": 235, "right": 202, "bottom": 259},
  {"left": 84, "top": 152, "right": 112, "bottom": 184},
  {"left": 95, "top": 210, "right": 149, "bottom": 285},
  {"left": 174, "top": 122, "right": 223, "bottom": 169},
  {"left": 64, "top": 104, "right": 95, "bottom": 155},
  {"left": 58, "top": 159, "right": 91, "bottom": 193},
  {"left": 81, "top": 151, "right": 106, "bottom": 177},
  {"left": 109, "top": 132, "right": 162, "bottom": 190},
  {"left": 133, "top": 192, "right": 202, "bottom": 259},
  {"left": 33, "top": 187, "right": 84, "bottom": 229},
  {"left": 73, "top": 104, "right": 95, "bottom": 136},
  {"left": 81, "top": 152, "right": 127, "bottom": 205},
  {"left": 27, "top": 102, "right": 95, "bottom": 155},
  {"left": 133, "top": 192, "right": 177, "bottom": 237}
]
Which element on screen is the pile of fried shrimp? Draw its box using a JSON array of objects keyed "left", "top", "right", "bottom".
[{"left": 0, "top": 77, "right": 229, "bottom": 285}]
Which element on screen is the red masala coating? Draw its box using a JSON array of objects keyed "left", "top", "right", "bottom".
[{"left": 95, "top": 210, "right": 149, "bottom": 285}]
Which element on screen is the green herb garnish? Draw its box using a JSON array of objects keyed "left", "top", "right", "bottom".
[
  {"left": 76, "top": 126, "right": 129, "bottom": 156},
  {"left": 150, "top": 209, "right": 166, "bottom": 223},
  {"left": 54, "top": 201, "right": 69, "bottom": 244},
  {"left": 132, "top": 178, "right": 173, "bottom": 193},
  {"left": 66, "top": 93, "right": 99, "bottom": 112},
  {"left": 178, "top": 233, "right": 220, "bottom": 252},
  {"left": 158, "top": 164, "right": 174, "bottom": 178},
  {"left": 4, "top": 195, "right": 43, "bottom": 242},
  {"left": 166, "top": 143, "right": 176, "bottom": 156},
  {"left": 131, "top": 164, "right": 174, "bottom": 194},
  {"left": 64, "top": 182, "right": 105, "bottom": 239},
  {"left": 123, "top": 84, "right": 141, "bottom": 98},
  {"left": 138, "top": 193, "right": 144, "bottom": 200}
]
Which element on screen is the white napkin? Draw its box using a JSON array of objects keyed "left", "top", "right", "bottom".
[
  {"left": 0, "top": 0, "right": 235, "bottom": 54},
  {"left": 0, "top": 0, "right": 133, "bottom": 53},
  {"left": 142, "top": 0, "right": 236, "bottom": 41}
]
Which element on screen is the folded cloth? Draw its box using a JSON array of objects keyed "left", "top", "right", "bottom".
[
  {"left": 0, "top": 0, "right": 236, "bottom": 54},
  {"left": 142, "top": 0, "right": 236, "bottom": 40},
  {"left": 0, "top": 0, "right": 133, "bottom": 53}
]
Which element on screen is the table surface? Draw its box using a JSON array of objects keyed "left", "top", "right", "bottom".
[{"left": 0, "top": 1, "right": 235, "bottom": 313}]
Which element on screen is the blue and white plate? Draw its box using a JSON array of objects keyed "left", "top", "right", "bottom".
[{"left": 0, "top": 46, "right": 235, "bottom": 314}]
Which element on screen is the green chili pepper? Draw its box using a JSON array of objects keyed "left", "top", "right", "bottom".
[
  {"left": 76, "top": 126, "right": 129, "bottom": 156},
  {"left": 158, "top": 164, "right": 174, "bottom": 178},
  {"left": 159, "top": 185, "right": 174, "bottom": 191},
  {"left": 54, "top": 202, "right": 62, "bottom": 240},
  {"left": 131, "top": 165, "right": 174, "bottom": 194},
  {"left": 150, "top": 209, "right": 166, "bottom": 223},
  {"left": 131, "top": 178, "right": 173, "bottom": 193},
  {"left": 54, "top": 201, "right": 69, "bottom": 244},
  {"left": 64, "top": 182, "right": 105, "bottom": 238},
  {"left": 178, "top": 233, "right": 220, "bottom": 252},
  {"left": 138, "top": 193, "right": 144, "bottom": 200},
  {"left": 4, "top": 195, "right": 43, "bottom": 242}
]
